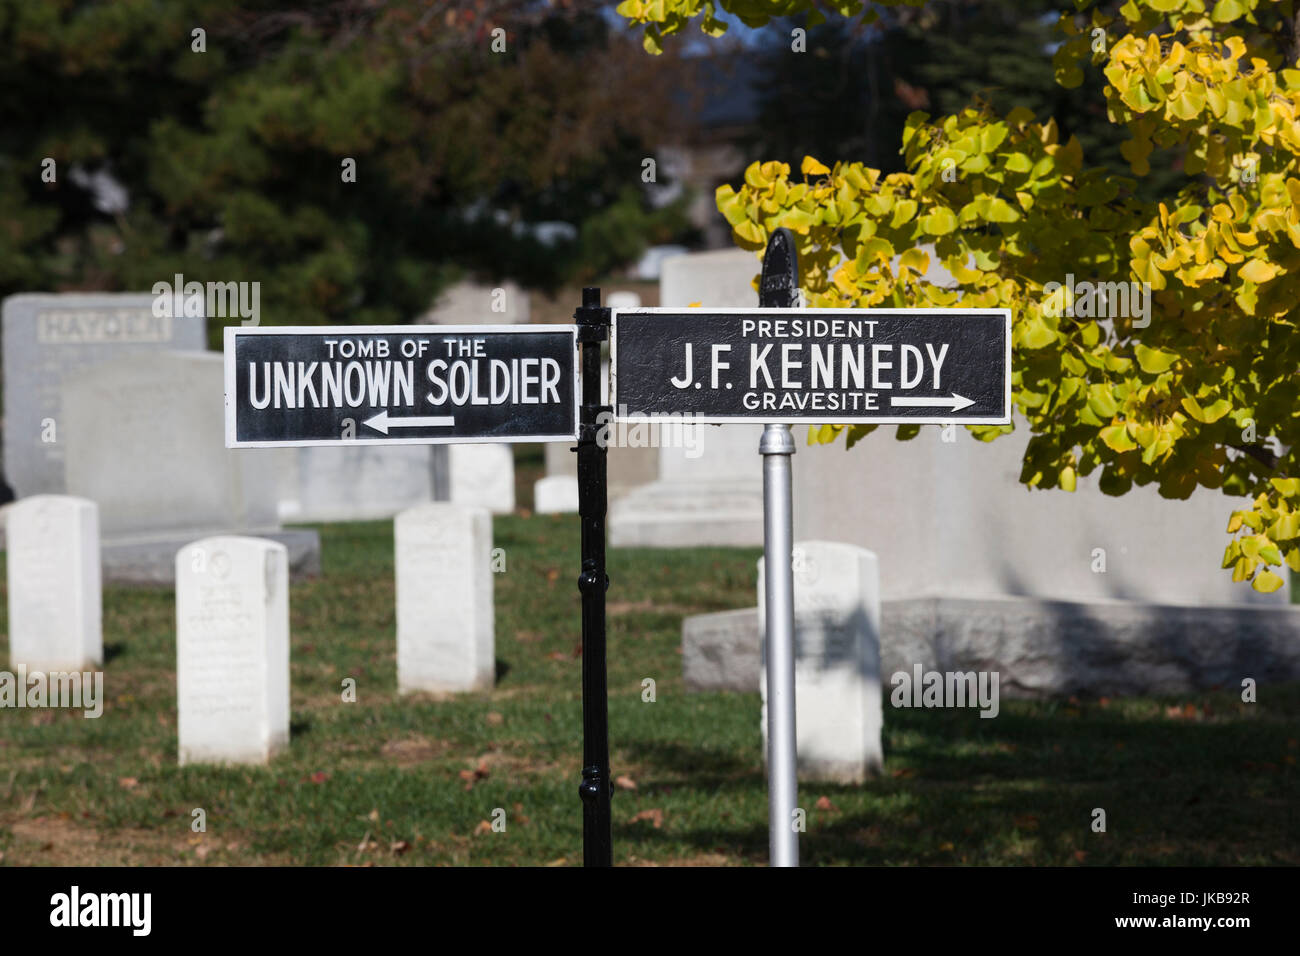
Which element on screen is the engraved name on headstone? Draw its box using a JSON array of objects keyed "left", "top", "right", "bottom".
[{"left": 1, "top": 293, "right": 205, "bottom": 496}]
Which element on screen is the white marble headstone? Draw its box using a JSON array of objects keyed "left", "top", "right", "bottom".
[
  {"left": 62, "top": 351, "right": 279, "bottom": 537},
  {"left": 606, "top": 291, "right": 642, "bottom": 310},
  {"left": 448, "top": 443, "right": 515, "bottom": 514},
  {"left": 792, "top": 412, "right": 1290, "bottom": 607},
  {"left": 534, "top": 475, "right": 579, "bottom": 514},
  {"left": 416, "top": 280, "right": 530, "bottom": 325},
  {"left": 175, "top": 536, "right": 289, "bottom": 765},
  {"left": 287, "top": 445, "right": 436, "bottom": 522},
  {"left": 6, "top": 495, "right": 102, "bottom": 671},
  {"left": 608, "top": 248, "right": 764, "bottom": 547},
  {"left": 395, "top": 504, "right": 494, "bottom": 694},
  {"left": 759, "top": 540, "right": 883, "bottom": 783},
  {"left": 1, "top": 293, "right": 206, "bottom": 497}
]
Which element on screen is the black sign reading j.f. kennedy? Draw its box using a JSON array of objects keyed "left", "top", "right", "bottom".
[
  {"left": 224, "top": 325, "right": 579, "bottom": 447},
  {"left": 611, "top": 308, "right": 1011, "bottom": 425}
]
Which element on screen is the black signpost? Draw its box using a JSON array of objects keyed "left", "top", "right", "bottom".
[
  {"left": 224, "top": 316, "right": 617, "bottom": 864},
  {"left": 223, "top": 234, "right": 1010, "bottom": 869},
  {"left": 574, "top": 288, "right": 613, "bottom": 867}
]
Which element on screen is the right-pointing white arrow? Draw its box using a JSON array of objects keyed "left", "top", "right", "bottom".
[
  {"left": 363, "top": 410, "right": 456, "bottom": 435},
  {"left": 890, "top": 394, "right": 976, "bottom": 412}
]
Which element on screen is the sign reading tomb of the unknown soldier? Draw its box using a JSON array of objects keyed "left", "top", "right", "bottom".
[
  {"left": 225, "top": 325, "right": 579, "bottom": 447},
  {"left": 611, "top": 308, "right": 1011, "bottom": 425}
]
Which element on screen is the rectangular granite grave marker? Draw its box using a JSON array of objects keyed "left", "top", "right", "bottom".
[{"left": 1, "top": 293, "right": 205, "bottom": 496}]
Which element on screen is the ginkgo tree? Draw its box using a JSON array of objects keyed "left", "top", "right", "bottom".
[{"left": 618, "top": 0, "right": 1300, "bottom": 592}]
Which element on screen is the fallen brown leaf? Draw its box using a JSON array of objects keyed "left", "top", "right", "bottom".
[
  {"left": 615, "top": 775, "right": 637, "bottom": 791},
  {"left": 458, "top": 761, "right": 491, "bottom": 791},
  {"left": 631, "top": 808, "right": 664, "bottom": 828}
]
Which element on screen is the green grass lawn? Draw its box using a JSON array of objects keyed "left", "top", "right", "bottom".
[{"left": 0, "top": 514, "right": 1296, "bottom": 866}]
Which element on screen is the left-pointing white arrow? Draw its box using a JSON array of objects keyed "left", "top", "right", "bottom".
[
  {"left": 890, "top": 394, "right": 976, "bottom": 412},
  {"left": 363, "top": 410, "right": 456, "bottom": 435}
]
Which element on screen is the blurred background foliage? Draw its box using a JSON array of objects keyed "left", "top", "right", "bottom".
[
  {"left": 746, "top": 0, "right": 1183, "bottom": 201},
  {"left": 0, "top": 0, "right": 696, "bottom": 324},
  {"left": 1, "top": 0, "right": 1176, "bottom": 325}
]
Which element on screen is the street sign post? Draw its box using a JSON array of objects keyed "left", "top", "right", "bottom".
[
  {"left": 756, "top": 228, "right": 801, "bottom": 869},
  {"left": 574, "top": 289, "right": 614, "bottom": 867},
  {"left": 611, "top": 229, "right": 1013, "bottom": 867},
  {"left": 223, "top": 314, "right": 613, "bottom": 867},
  {"left": 223, "top": 246, "right": 1012, "bottom": 869},
  {"left": 224, "top": 324, "right": 579, "bottom": 446},
  {"left": 610, "top": 307, "right": 1010, "bottom": 424}
]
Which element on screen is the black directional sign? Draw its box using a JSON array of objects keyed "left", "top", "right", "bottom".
[
  {"left": 224, "top": 325, "right": 579, "bottom": 447},
  {"left": 611, "top": 308, "right": 1011, "bottom": 425}
]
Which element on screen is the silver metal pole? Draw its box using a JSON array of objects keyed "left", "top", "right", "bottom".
[{"left": 761, "top": 422, "right": 798, "bottom": 867}]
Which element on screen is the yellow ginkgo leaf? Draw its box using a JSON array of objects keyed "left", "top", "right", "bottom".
[{"left": 800, "top": 156, "right": 831, "bottom": 177}]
